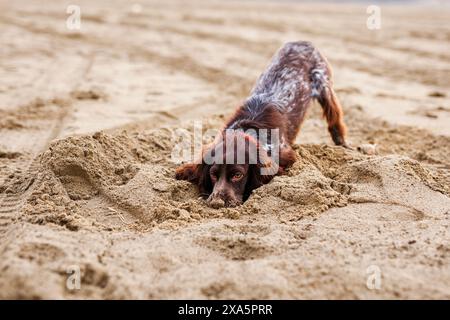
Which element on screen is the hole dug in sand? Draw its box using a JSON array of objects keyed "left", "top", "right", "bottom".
[
  {"left": 22, "top": 130, "right": 199, "bottom": 231},
  {"left": 19, "top": 130, "right": 450, "bottom": 231}
]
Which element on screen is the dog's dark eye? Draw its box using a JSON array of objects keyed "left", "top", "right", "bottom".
[{"left": 231, "top": 172, "right": 243, "bottom": 182}]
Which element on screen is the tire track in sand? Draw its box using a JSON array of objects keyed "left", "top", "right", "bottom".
[{"left": 0, "top": 53, "right": 95, "bottom": 247}]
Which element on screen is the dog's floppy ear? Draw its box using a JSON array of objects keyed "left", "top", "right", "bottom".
[
  {"left": 197, "top": 163, "right": 213, "bottom": 197},
  {"left": 244, "top": 164, "right": 271, "bottom": 200},
  {"left": 176, "top": 163, "right": 214, "bottom": 197},
  {"left": 175, "top": 163, "right": 200, "bottom": 183},
  {"left": 244, "top": 148, "right": 275, "bottom": 200},
  {"left": 244, "top": 146, "right": 297, "bottom": 199}
]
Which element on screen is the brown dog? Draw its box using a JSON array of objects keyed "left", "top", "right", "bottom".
[{"left": 176, "top": 41, "right": 348, "bottom": 207}]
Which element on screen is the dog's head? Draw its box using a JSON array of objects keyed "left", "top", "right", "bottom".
[{"left": 175, "top": 131, "right": 296, "bottom": 207}]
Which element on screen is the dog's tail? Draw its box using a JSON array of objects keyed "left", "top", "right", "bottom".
[{"left": 310, "top": 58, "right": 347, "bottom": 146}]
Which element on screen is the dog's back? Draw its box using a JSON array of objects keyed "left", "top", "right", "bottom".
[{"left": 247, "top": 41, "right": 347, "bottom": 145}]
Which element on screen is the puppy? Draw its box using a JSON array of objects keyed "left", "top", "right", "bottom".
[{"left": 176, "top": 41, "right": 348, "bottom": 207}]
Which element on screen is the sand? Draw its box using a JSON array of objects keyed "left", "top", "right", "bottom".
[{"left": 0, "top": 0, "right": 449, "bottom": 299}]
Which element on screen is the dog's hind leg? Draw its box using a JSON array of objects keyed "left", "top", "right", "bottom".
[{"left": 311, "top": 66, "right": 348, "bottom": 147}]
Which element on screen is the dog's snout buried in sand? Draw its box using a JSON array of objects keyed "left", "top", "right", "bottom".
[{"left": 176, "top": 41, "right": 349, "bottom": 208}]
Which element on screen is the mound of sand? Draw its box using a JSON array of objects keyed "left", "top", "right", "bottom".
[{"left": 21, "top": 130, "right": 200, "bottom": 231}]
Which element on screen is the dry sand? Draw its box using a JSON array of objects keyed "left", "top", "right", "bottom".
[{"left": 0, "top": 0, "right": 449, "bottom": 299}]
